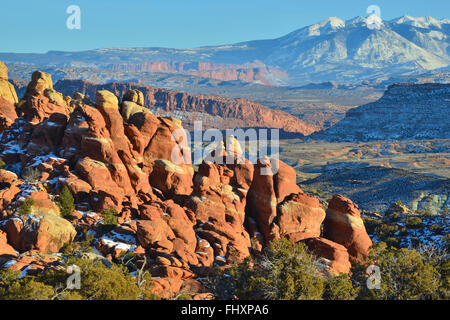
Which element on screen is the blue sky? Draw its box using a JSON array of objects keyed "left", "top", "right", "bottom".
[{"left": 0, "top": 0, "right": 448, "bottom": 53}]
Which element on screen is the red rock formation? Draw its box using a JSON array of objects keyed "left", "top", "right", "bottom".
[
  {"left": 246, "top": 157, "right": 305, "bottom": 242},
  {"left": 54, "top": 80, "right": 318, "bottom": 135},
  {"left": 4, "top": 209, "right": 76, "bottom": 253},
  {"left": 25, "top": 113, "right": 68, "bottom": 159},
  {"left": 277, "top": 192, "right": 326, "bottom": 242},
  {"left": 183, "top": 141, "right": 255, "bottom": 262},
  {"left": 3, "top": 250, "right": 59, "bottom": 276},
  {"left": 25, "top": 191, "right": 61, "bottom": 216},
  {"left": 0, "top": 170, "right": 21, "bottom": 218},
  {"left": 0, "top": 230, "right": 17, "bottom": 258},
  {"left": 23, "top": 71, "right": 53, "bottom": 98},
  {"left": 0, "top": 65, "right": 375, "bottom": 298},
  {"left": 107, "top": 60, "right": 288, "bottom": 86},
  {"left": 323, "top": 195, "right": 373, "bottom": 261},
  {"left": 18, "top": 94, "right": 68, "bottom": 125},
  {"left": 0, "top": 97, "right": 17, "bottom": 134},
  {"left": 306, "top": 237, "right": 352, "bottom": 275},
  {"left": 0, "top": 63, "right": 18, "bottom": 133},
  {"left": 0, "top": 62, "right": 18, "bottom": 105}
]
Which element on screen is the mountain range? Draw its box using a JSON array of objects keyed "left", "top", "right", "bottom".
[{"left": 1, "top": 15, "right": 449, "bottom": 85}]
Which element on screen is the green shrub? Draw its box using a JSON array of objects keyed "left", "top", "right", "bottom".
[
  {"left": 410, "top": 237, "right": 421, "bottom": 246},
  {"left": 17, "top": 197, "right": 35, "bottom": 215},
  {"left": 323, "top": 274, "right": 359, "bottom": 300},
  {"left": 399, "top": 227, "right": 408, "bottom": 236},
  {"left": 22, "top": 167, "right": 41, "bottom": 183},
  {"left": 57, "top": 185, "right": 75, "bottom": 218},
  {"left": 206, "top": 239, "right": 324, "bottom": 300},
  {"left": 66, "top": 257, "right": 140, "bottom": 300},
  {"left": 37, "top": 256, "right": 158, "bottom": 300},
  {"left": 388, "top": 212, "right": 400, "bottom": 221},
  {"left": 424, "top": 211, "right": 434, "bottom": 217},
  {"left": 0, "top": 269, "right": 54, "bottom": 300},
  {"left": 376, "top": 223, "right": 399, "bottom": 242},
  {"left": 60, "top": 242, "right": 75, "bottom": 255},
  {"left": 358, "top": 243, "right": 442, "bottom": 300},
  {"left": 440, "top": 258, "right": 450, "bottom": 299},
  {"left": 1, "top": 254, "right": 159, "bottom": 300},
  {"left": 385, "top": 237, "right": 400, "bottom": 248},
  {"left": 443, "top": 234, "right": 450, "bottom": 251},
  {"left": 406, "top": 217, "right": 423, "bottom": 228},
  {"left": 102, "top": 208, "right": 118, "bottom": 226},
  {"left": 61, "top": 231, "right": 94, "bottom": 254},
  {"left": 379, "top": 224, "right": 398, "bottom": 233},
  {"left": 362, "top": 217, "right": 381, "bottom": 235},
  {"left": 0, "top": 158, "right": 5, "bottom": 169},
  {"left": 416, "top": 244, "right": 450, "bottom": 299},
  {"left": 429, "top": 224, "right": 442, "bottom": 233}
]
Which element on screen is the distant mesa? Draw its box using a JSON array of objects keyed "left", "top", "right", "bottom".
[
  {"left": 297, "top": 81, "right": 340, "bottom": 90},
  {"left": 107, "top": 60, "right": 288, "bottom": 86},
  {"left": 313, "top": 83, "right": 450, "bottom": 141}
]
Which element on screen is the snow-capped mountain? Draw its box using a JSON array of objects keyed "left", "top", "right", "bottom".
[
  {"left": 247, "top": 15, "right": 450, "bottom": 83},
  {"left": 0, "top": 15, "right": 448, "bottom": 85}
]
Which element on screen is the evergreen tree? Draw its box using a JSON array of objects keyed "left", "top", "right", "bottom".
[
  {"left": 57, "top": 186, "right": 75, "bottom": 218},
  {"left": 17, "top": 198, "right": 35, "bottom": 215},
  {"left": 102, "top": 208, "right": 118, "bottom": 226},
  {"left": 206, "top": 239, "right": 325, "bottom": 300}
]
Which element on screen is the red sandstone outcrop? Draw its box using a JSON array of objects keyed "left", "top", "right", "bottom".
[
  {"left": 0, "top": 230, "right": 17, "bottom": 258},
  {"left": 0, "top": 64, "right": 374, "bottom": 299},
  {"left": 247, "top": 158, "right": 303, "bottom": 241},
  {"left": 54, "top": 80, "right": 319, "bottom": 135},
  {"left": 0, "top": 170, "right": 21, "bottom": 218},
  {"left": 277, "top": 192, "right": 326, "bottom": 242},
  {"left": 0, "top": 62, "right": 18, "bottom": 105},
  {"left": 323, "top": 194, "right": 373, "bottom": 261},
  {"left": 0, "top": 97, "right": 17, "bottom": 134},
  {"left": 24, "top": 71, "right": 53, "bottom": 98},
  {"left": 0, "top": 63, "right": 18, "bottom": 133},
  {"left": 187, "top": 144, "right": 254, "bottom": 263},
  {"left": 2, "top": 250, "right": 60, "bottom": 276},
  {"left": 4, "top": 209, "right": 76, "bottom": 253},
  {"left": 18, "top": 94, "right": 69, "bottom": 124},
  {"left": 306, "top": 237, "right": 352, "bottom": 275}
]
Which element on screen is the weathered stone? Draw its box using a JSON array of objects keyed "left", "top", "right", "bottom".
[
  {"left": 306, "top": 237, "right": 352, "bottom": 275},
  {"left": 4, "top": 213, "right": 76, "bottom": 253},
  {"left": 323, "top": 195, "right": 372, "bottom": 261}
]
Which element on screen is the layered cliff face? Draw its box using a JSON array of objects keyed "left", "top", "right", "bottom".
[
  {"left": 107, "top": 60, "right": 288, "bottom": 86},
  {"left": 315, "top": 83, "right": 450, "bottom": 141},
  {"left": 52, "top": 79, "right": 318, "bottom": 135},
  {"left": 0, "top": 65, "right": 372, "bottom": 298}
]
